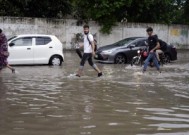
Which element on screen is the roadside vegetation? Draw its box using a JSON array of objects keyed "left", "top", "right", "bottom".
[{"left": 0, "top": 0, "right": 188, "bottom": 34}]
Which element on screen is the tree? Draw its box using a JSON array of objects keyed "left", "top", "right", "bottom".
[
  {"left": 0, "top": 0, "right": 72, "bottom": 18},
  {"left": 183, "top": 0, "right": 189, "bottom": 24},
  {"left": 72, "top": 0, "right": 133, "bottom": 34},
  {"left": 0, "top": 0, "right": 23, "bottom": 16},
  {"left": 126, "top": 0, "right": 176, "bottom": 23},
  {"left": 72, "top": 0, "right": 187, "bottom": 33},
  {"left": 0, "top": 0, "right": 188, "bottom": 34},
  {"left": 25, "top": 0, "right": 72, "bottom": 18}
]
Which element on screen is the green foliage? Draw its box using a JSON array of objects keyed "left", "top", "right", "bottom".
[
  {"left": 0, "top": 0, "right": 23, "bottom": 16},
  {"left": 183, "top": 0, "right": 189, "bottom": 24},
  {"left": 0, "top": 0, "right": 72, "bottom": 18},
  {"left": 126, "top": 0, "right": 175, "bottom": 23},
  {"left": 0, "top": 0, "right": 188, "bottom": 34},
  {"left": 26, "top": 0, "right": 72, "bottom": 18},
  {"left": 72, "top": 0, "right": 132, "bottom": 34},
  {"left": 72, "top": 0, "right": 189, "bottom": 34}
]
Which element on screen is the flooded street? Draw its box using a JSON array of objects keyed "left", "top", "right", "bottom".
[{"left": 0, "top": 50, "right": 189, "bottom": 135}]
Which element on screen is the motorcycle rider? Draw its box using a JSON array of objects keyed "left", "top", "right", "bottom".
[
  {"left": 143, "top": 27, "right": 161, "bottom": 73},
  {"left": 156, "top": 39, "right": 167, "bottom": 63}
]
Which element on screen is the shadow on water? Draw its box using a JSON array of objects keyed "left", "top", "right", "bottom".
[{"left": 0, "top": 50, "right": 189, "bottom": 135}]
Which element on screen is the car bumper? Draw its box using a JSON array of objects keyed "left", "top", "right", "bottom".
[
  {"left": 94, "top": 59, "right": 114, "bottom": 64},
  {"left": 94, "top": 53, "right": 115, "bottom": 64}
]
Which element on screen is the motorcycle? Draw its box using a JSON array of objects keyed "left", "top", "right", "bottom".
[{"left": 131, "top": 48, "right": 166, "bottom": 67}]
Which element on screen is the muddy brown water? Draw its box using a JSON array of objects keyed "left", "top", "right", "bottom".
[{"left": 0, "top": 50, "right": 189, "bottom": 135}]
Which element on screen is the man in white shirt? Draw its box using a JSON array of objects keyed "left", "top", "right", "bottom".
[{"left": 76, "top": 24, "right": 102, "bottom": 77}]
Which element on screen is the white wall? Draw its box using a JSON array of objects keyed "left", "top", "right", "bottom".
[{"left": 0, "top": 17, "right": 189, "bottom": 49}]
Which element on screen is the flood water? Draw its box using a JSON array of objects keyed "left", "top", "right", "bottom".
[{"left": 0, "top": 50, "right": 189, "bottom": 135}]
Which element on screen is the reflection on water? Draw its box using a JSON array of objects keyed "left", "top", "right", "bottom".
[{"left": 0, "top": 50, "right": 189, "bottom": 135}]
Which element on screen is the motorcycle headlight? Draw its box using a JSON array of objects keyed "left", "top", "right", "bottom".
[{"left": 137, "top": 50, "right": 140, "bottom": 54}]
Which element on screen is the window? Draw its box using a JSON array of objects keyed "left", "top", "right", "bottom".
[
  {"left": 36, "top": 37, "right": 52, "bottom": 45},
  {"left": 8, "top": 36, "right": 17, "bottom": 41},
  {"left": 113, "top": 38, "right": 136, "bottom": 46},
  {"left": 11, "top": 37, "right": 32, "bottom": 46},
  {"left": 136, "top": 40, "right": 146, "bottom": 47}
]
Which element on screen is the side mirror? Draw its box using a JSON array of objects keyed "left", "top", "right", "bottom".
[
  {"left": 9, "top": 43, "right": 15, "bottom": 47},
  {"left": 129, "top": 44, "right": 135, "bottom": 49}
]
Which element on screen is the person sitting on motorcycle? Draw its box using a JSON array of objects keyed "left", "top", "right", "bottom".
[
  {"left": 156, "top": 39, "right": 167, "bottom": 63},
  {"left": 143, "top": 27, "right": 161, "bottom": 73}
]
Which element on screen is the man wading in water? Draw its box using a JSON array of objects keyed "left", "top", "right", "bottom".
[
  {"left": 76, "top": 24, "right": 102, "bottom": 77},
  {"left": 0, "top": 29, "right": 15, "bottom": 73},
  {"left": 143, "top": 27, "right": 161, "bottom": 73}
]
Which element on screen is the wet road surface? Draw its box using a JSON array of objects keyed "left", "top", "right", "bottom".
[{"left": 0, "top": 50, "right": 189, "bottom": 135}]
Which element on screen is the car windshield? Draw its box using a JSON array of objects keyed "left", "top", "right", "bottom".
[
  {"left": 8, "top": 36, "right": 17, "bottom": 41},
  {"left": 112, "top": 38, "right": 137, "bottom": 46}
]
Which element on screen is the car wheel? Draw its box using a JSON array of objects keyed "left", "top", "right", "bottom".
[
  {"left": 49, "top": 56, "right": 63, "bottom": 66},
  {"left": 164, "top": 54, "right": 171, "bottom": 63},
  {"left": 115, "top": 54, "right": 126, "bottom": 64}
]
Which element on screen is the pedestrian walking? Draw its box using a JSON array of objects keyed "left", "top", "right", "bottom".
[
  {"left": 0, "top": 29, "right": 15, "bottom": 73},
  {"left": 76, "top": 25, "right": 102, "bottom": 77}
]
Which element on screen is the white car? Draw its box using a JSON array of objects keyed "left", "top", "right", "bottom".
[{"left": 8, "top": 34, "right": 64, "bottom": 66}]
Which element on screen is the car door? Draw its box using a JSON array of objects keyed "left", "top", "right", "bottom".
[
  {"left": 127, "top": 39, "right": 147, "bottom": 61},
  {"left": 135, "top": 39, "right": 148, "bottom": 52},
  {"left": 33, "top": 37, "right": 52, "bottom": 64},
  {"left": 8, "top": 37, "right": 34, "bottom": 65},
  {"left": 125, "top": 41, "right": 138, "bottom": 61}
]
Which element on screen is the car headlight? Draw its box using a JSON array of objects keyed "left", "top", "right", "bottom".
[{"left": 102, "top": 49, "right": 115, "bottom": 54}]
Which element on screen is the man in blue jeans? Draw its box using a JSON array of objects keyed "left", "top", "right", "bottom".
[{"left": 143, "top": 27, "right": 161, "bottom": 73}]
